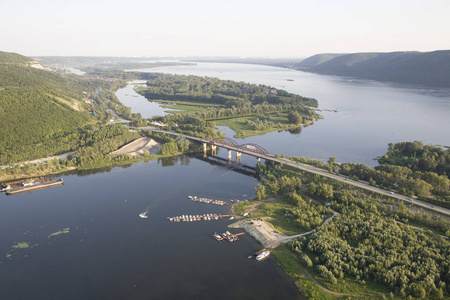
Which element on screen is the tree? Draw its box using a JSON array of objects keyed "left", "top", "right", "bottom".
[
  {"left": 307, "top": 182, "right": 317, "bottom": 196},
  {"left": 327, "top": 156, "right": 337, "bottom": 173},
  {"left": 255, "top": 184, "right": 266, "bottom": 201},
  {"left": 288, "top": 111, "right": 302, "bottom": 125},
  {"left": 301, "top": 254, "right": 313, "bottom": 267}
]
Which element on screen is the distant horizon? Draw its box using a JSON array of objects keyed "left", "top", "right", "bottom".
[
  {"left": 1, "top": 0, "right": 449, "bottom": 58},
  {"left": 18, "top": 48, "right": 448, "bottom": 60}
]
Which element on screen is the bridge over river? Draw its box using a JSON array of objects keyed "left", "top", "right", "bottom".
[{"left": 140, "top": 128, "right": 450, "bottom": 217}]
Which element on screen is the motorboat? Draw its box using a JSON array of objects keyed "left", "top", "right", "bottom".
[{"left": 256, "top": 250, "right": 270, "bottom": 261}]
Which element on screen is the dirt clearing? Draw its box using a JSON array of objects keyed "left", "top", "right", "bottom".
[{"left": 109, "top": 137, "right": 160, "bottom": 157}]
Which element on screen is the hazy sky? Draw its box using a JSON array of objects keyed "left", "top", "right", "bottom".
[{"left": 1, "top": 0, "right": 449, "bottom": 58}]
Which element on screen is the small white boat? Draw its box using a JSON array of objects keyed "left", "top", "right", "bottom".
[
  {"left": 256, "top": 250, "right": 270, "bottom": 261},
  {"left": 139, "top": 212, "right": 148, "bottom": 219}
]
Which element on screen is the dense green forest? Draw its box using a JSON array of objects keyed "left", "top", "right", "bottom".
[
  {"left": 250, "top": 153, "right": 450, "bottom": 299},
  {"left": 0, "top": 52, "right": 151, "bottom": 166},
  {"left": 0, "top": 124, "right": 140, "bottom": 177},
  {"left": 139, "top": 73, "right": 318, "bottom": 108},
  {"left": 338, "top": 142, "right": 450, "bottom": 208},
  {"left": 379, "top": 141, "right": 450, "bottom": 176},
  {"left": 0, "top": 52, "right": 96, "bottom": 164}
]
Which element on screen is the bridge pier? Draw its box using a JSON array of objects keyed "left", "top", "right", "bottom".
[
  {"left": 203, "top": 143, "right": 207, "bottom": 158},
  {"left": 257, "top": 158, "right": 261, "bottom": 162},
  {"left": 211, "top": 145, "right": 217, "bottom": 156},
  {"left": 236, "top": 152, "right": 242, "bottom": 165}
]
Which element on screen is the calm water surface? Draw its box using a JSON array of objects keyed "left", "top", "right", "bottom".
[
  {"left": 127, "top": 62, "right": 450, "bottom": 166},
  {"left": 116, "top": 81, "right": 177, "bottom": 118},
  {"left": 0, "top": 156, "right": 303, "bottom": 300}
]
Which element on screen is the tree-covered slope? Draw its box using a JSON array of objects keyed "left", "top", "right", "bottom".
[
  {"left": 0, "top": 51, "right": 93, "bottom": 164},
  {"left": 295, "top": 50, "right": 450, "bottom": 87},
  {"left": 293, "top": 53, "right": 346, "bottom": 69},
  {"left": 0, "top": 51, "right": 31, "bottom": 65}
]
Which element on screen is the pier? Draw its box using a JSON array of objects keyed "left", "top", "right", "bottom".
[
  {"left": 5, "top": 179, "right": 63, "bottom": 195},
  {"left": 213, "top": 231, "right": 246, "bottom": 243}
]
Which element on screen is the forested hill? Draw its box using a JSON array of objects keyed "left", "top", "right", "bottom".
[
  {"left": 294, "top": 50, "right": 450, "bottom": 87},
  {"left": 293, "top": 53, "right": 346, "bottom": 69},
  {"left": 0, "top": 51, "right": 31, "bottom": 65},
  {"left": 0, "top": 51, "right": 93, "bottom": 164}
]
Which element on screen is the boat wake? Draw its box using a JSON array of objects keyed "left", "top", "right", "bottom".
[{"left": 139, "top": 212, "right": 148, "bottom": 219}]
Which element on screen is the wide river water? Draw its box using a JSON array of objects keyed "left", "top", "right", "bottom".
[
  {"left": 1, "top": 62, "right": 450, "bottom": 300},
  {"left": 123, "top": 62, "right": 450, "bottom": 167},
  {"left": 0, "top": 157, "right": 302, "bottom": 300}
]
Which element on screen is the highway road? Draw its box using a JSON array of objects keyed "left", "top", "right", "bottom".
[
  {"left": 139, "top": 129, "right": 450, "bottom": 217},
  {"left": 277, "top": 156, "right": 450, "bottom": 217},
  {"left": 184, "top": 136, "right": 450, "bottom": 217}
]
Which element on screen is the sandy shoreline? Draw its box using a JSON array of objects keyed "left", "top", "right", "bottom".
[
  {"left": 109, "top": 137, "right": 161, "bottom": 157},
  {"left": 229, "top": 218, "right": 288, "bottom": 249}
]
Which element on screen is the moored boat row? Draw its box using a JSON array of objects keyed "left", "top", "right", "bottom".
[
  {"left": 188, "top": 196, "right": 228, "bottom": 206},
  {"left": 167, "top": 213, "right": 223, "bottom": 222}
]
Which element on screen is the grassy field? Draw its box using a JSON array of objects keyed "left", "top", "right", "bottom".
[
  {"left": 136, "top": 96, "right": 310, "bottom": 137},
  {"left": 215, "top": 111, "right": 306, "bottom": 138},
  {"left": 256, "top": 197, "right": 309, "bottom": 235},
  {"left": 157, "top": 99, "right": 224, "bottom": 114}
]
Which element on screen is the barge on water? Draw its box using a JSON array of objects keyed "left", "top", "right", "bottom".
[{"left": 5, "top": 179, "right": 63, "bottom": 195}]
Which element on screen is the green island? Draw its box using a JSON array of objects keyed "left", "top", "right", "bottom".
[
  {"left": 1, "top": 52, "right": 450, "bottom": 299},
  {"left": 137, "top": 73, "right": 320, "bottom": 138}
]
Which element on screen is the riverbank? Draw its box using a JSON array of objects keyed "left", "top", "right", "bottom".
[{"left": 0, "top": 149, "right": 197, "bottom": 183}]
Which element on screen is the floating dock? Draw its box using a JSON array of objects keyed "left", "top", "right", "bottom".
[
  {"left": 188, "top": 196, "right": 228, "bottom": 206},
  {"left": 167, "top": 214, "right": 232, "bottom": 222},
  {"left": 213, "top": 231, "right": 245, "bottom": 243},
  {"left": 5, "top": 179, "right": 63, "bottom": 195}
]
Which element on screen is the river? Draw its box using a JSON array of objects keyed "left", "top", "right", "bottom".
[
  {"left": 125, "top": 62, "right": 450, "bottom": 167},
  {"left": 0, "top": 157, "right": 303, "bottom": 300}
]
